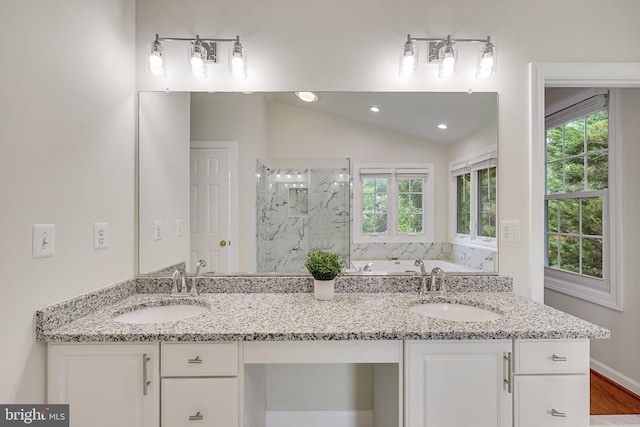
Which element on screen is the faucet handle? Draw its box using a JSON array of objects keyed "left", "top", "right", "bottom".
[{"left": 195, "top": 259, "right": 207, "bottom": 276}]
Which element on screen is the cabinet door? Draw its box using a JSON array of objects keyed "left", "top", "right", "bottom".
[
  {"left": 514, "top": 375, "right": 589, "bottom": 427},
  {"left": 162, "top": 378, "right": 238, "bottom": 427},
  {"left": 48, "top": 343, "right": 159, "bottom": 427},
  {"left": 406, "top": 340, "right": 512, "bottom": 427}
]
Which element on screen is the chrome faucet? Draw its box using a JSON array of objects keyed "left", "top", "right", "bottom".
[
  {"left": 418, "top": 265, "right": 445, "bottom": 295},
  {"left": 171, "top": 270, "right": 187, "bottom": 295},
  {"left": 429, "top": 267, "right": 445, "bottom": 294},
  {"left": 362, "top": 262, "right": 374, "bottom": 272},
  {"left": 414, "top": 259, "right": 426, "bottom": 274},
  {"left": 191, "top": 260, "right": 207, "bottom": 296},
  {"left": 171, "top": 260, "right": 208, "bottom": 297}
]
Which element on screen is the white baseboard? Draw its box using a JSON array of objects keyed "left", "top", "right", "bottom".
[
  {"left": 591, "top": 358, "right": 640, "bottom": 396},
  {"left": 265, "top": 410, "right": 374, "bottom": 427}
]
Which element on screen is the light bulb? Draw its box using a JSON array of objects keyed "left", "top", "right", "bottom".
[
  {"left": 191, "top": 56, "right": 204, "bottom": 69},
  {"left": 442, "top": 54, "right": 455, "bottom": 69},
  {"left": 480, "top": 56, "right": 494, "bottom": 70},
  {"left": 149, "top": 53, "right": 163, "bottom": 68}
]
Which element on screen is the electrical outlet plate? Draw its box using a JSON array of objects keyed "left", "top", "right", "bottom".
[
  {"left": 500, "top": 220, "right": 520, "bottom": 242},
  {"left": 33, "top": 224, "right": 55, "bottom": 258},
  {"left": 93, "top": 223, "right": 108, "bottom": 250},
  {"left": 176, "top": 219, "right": 183, "bottom": 237}
]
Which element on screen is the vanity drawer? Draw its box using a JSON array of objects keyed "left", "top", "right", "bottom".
[
  {"left": 161, "top": 342, "right": 238, "bottom": 377},
  {"left": 162, "top": 378, "right": 238, "bottom": 427},
  {"left": 513, "top": 375, "right": 589, "bottom": 427},
  {"left": 514, "top": 339, "right": 589, "bottom": 374}
]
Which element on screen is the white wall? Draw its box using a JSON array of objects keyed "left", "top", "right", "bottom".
[
  {"left": 190, "top": 93, "right": 269, "bottom": 271},
  {"left": 545, "top": 88, "right": 640, "bottom": 393},
  {"left": 0, "top": 0, "right": 136, "bottom": 402},
  {"left": 447, "top": 122, "right": 498, "bottom": 163},
  {"left": 139, "top": 92, "right": 190, "bottom": 273},
  {"left": 135, "top": 0, "right": 640, "bottom": 299},
  {"left": 265, "top": 99, "right": 450, "bottom": 242}
]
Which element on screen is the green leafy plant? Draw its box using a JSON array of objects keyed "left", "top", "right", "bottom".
[{"left": 304, "top": 249, "right": 344, "bottom": 281}]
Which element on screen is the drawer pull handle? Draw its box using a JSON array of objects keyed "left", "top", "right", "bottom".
[
  {"left": 142, "top": 354, "right": 151, "bottom": 396},
  {"left": 503, "top": 352, "right": 512, "bottom": 394},
  {"left": 551, "top": 409, "right": 567, "bottom": 417},
  {"left": 189, "top": 411, "right": 204, "bottom": 421},
  {"left": 188, "top": 356, "right": 203, "bottom": 364},
  {"left": 551, "top": 354, "right": 567, "bottom": 362}
]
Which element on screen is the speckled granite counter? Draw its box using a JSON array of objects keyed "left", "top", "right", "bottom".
[{"left": 37, "top": 276, "right": 609, "bottom": 343}]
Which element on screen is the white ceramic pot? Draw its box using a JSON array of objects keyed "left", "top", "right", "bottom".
[{"left": 313, "top": 279, "right": 335, "bottom": 300}]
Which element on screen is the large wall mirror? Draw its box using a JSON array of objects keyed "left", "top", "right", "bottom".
[{"left": 138, "top": 92, "right": 498, "bottom": 275}]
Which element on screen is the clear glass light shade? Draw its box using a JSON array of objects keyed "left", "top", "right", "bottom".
[
  {"left": 229, "top": 39, "right": 247, "bottom": 79},
  {"left": 399, "top": 41, "right": 418, "bottom": 77},
  {"left": 190, "top": 42, "right": 208, "bottom": 79},
  {"left": 438, "top": 42, "right": 457, "bottom": 78},
  {"left": 476, "top": 43, "right": 497, "bottom": 79},
  {"left": 148, "top": 42, "right": 165, "bottom": 77}
]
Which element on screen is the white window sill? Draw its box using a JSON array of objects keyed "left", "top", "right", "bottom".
[{"left": 544, "top": 267, "right": 622, "bottom": 311}]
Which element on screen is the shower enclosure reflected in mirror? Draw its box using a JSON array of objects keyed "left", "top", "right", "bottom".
[
  {"left": 138, "top": 92, "right": 498, "bottom": 275},
  {"left": 256, "top": 158, "right": 350, "bottom": 273}
]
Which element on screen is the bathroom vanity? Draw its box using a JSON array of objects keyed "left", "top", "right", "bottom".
[{"left": 38, "top": 275, "right": 607, "bottom": 427}]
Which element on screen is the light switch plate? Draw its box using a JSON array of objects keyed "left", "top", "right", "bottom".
[
  {"left": 33, "top": 224, "right": 55, "bottom": 258},
  {"left": 93, "top": 222, "right": 108, "bottom": 250},
  {"left": 153, "top": 220, "right": 162, "bottom": 241}
]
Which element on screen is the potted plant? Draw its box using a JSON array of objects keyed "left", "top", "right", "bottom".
[{"left": 304, "top": 249, "right": 343, "bottom": 300}]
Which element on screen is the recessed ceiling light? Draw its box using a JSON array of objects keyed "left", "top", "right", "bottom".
[
  {"left": 369, "top": 106, "right": 381, "bottom": 113},
  {"left": 438, "top": 124, "right": 448, "bottom": 130},
  {"left": 295, "top": 91, "right": 319, "bottom": 102}
]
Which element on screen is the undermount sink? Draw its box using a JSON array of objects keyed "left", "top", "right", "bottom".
[
  {"left": 410, "top": 302, "right": 502, "bottom": 322},
  {"left": 113, "top": 303, "right": 210, "bottom": 324}
]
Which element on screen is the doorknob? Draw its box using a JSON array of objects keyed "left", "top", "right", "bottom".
[{"left": 220, "top": 240, "right": 227, "bottom": 247}]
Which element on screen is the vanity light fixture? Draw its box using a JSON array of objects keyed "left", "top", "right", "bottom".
[
  {"left": 399, "top": 34, "right": 497, "bottom": 79},
  {"left": 148, "top": 33, "right": 247, "bottom": 79},
  {"left": 295, "top": 92, "right": 319, "bottom": 102},
  {"left": 148, "top": 35, "right": 166, "bottom": 76}
]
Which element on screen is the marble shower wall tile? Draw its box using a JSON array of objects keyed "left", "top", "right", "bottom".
[{"left": 257, "top": 166, "right": 349, "bottom": 273}]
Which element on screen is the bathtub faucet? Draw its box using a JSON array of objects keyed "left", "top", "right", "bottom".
[
  {"left": 414, "top": 259, "right": 426, "bottom": 274},
  {"left": 362, "top": 262, "right": 374, "bottom": 272}
]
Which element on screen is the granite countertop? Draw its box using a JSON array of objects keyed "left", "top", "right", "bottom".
[{"left": 39, "top": 291, "right": 609, "bottom": 343}]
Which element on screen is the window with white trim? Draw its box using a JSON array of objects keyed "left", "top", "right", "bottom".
[
  {"left": 353, "top": 163, "right": 434, "bottom": 243},
  {"left": 449, "top": 145, "right": 498, "bottom": 248},
  {"left": 544, "top": 88, "right": 620, "bottom": 309}
]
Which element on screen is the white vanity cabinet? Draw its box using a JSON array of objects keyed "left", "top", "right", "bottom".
[
  {"left": 48, "top": 343, "right": 160, "bottom": 427},
  {"left": 405, "top": 340, "right": 513, "bottom": 427},
  {"left": 512, "top": 339, "right": 590, "bottom": 427},
  {"left": 161, "top": 342, "right": 240, "bottom": 427}
]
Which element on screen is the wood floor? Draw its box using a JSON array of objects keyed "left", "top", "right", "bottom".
[{"left": 591, "top": 370, "right": 640, "bottom": 415}]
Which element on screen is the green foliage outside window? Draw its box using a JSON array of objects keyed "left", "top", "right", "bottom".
[
  {"left": 362, "top": 178, "right": 388, "bottom": 233},
  {"left": 397, "top": 178, "right": 423, "bottom": 233},
  {"left": 456, "top": 173, "right": 471, "bottom": 234},
  {"left": 478, "top": 167, "right": 497, "bottom": 238},
  {"left": 545, "top": 107, "right": 608, "bottom": 279}
]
